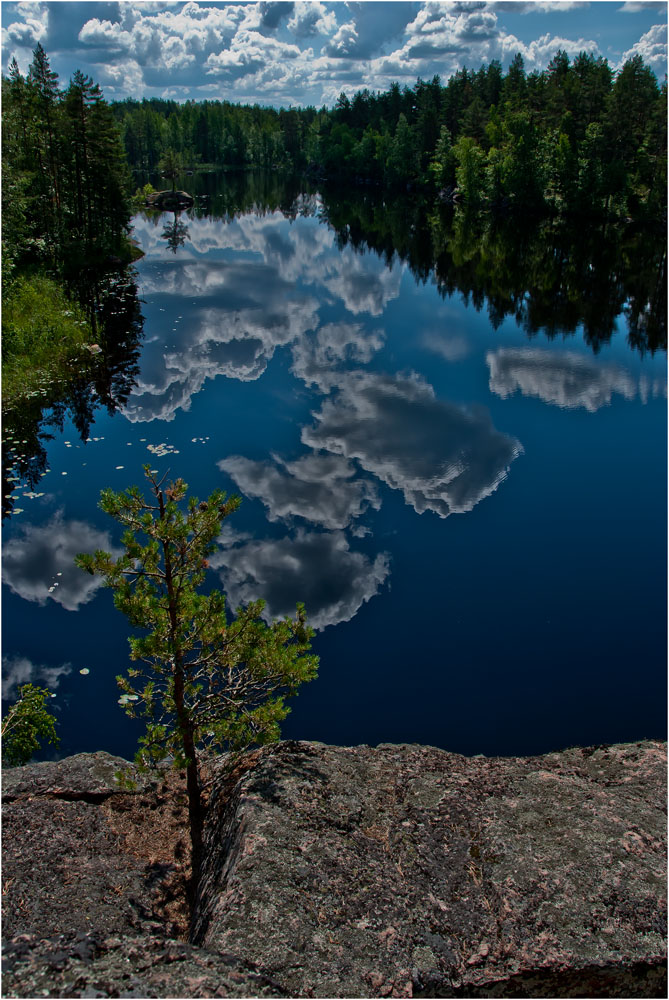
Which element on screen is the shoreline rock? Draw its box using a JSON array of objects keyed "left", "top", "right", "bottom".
[
  {"left": 146, "top": 189, "right": 194, "bottom": 210},
  {"left": 3, "top": 741, "right": 666, "bottom": 998}
]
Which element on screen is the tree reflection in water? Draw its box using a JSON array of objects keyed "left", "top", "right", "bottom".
[
  {"left": 318, "top": 183, "right": 666, "bottom": 356},
  {"left": 2, "top": 268, "right": 144, "bottom": 520},
  {"left": 161, "top": 212, "right": 190, "bottom": 253},
  {"left": 3, "top": 170, "right": 664, "bottom": 525}
]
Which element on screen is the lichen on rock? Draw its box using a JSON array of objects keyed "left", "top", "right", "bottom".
[{"left": 2, "top": 741, "right": 666, "bottom": 998}]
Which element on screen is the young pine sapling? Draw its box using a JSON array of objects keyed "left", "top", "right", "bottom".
[{"left": 76, "top": 467, "right": 318, "bottom": 880}]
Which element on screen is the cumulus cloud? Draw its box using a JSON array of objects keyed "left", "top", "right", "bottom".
[
  {"left": 621, "top": 22, "right": 667, "bottom": 74},
  {"left": 258, "top": 2, "right": 295, "bottom": 32},
  {"left": 2, "top": 1, "right": 49, "bottom": 47},
  {"left": 325, "top": 19, "right": 360, "bottom": 58},
  {"left": 288, "top": 1, "right": 337, "bottom": 38},
  {"left": 502, "top": 30, "right": 600, "bottom": 69},
  {"left": 323, "top": 1, "right": 419, "bottom": 60},
  {"left": 2, "top": 513, "right": 120, "bottom": 611},
  {"left": 487, "top": 347, "right": 666, "bottom": 411},
  {"left": 218, "top": 452, "right": 380, "bottom": 529},
  {"left": 490, "top": 2, "right": 591, "bottom": 11},
  {"left": 302, "top": 370, "right": 522, "bottom": 517},
  {"left": 366, "top": 2, "right": 603, "bottom": 90},
  {"left": 211, "top": 528, "right": 390, "bottom": 629},
  {"left": 204, "top": 29, "right": 306, "bottom": 80},
  {"left": 18, "top": 0, "right": 659, "bottom": 104},
  {"left": 619, "top": 2, "right": 666, "bottom": 11},
  {"left": 2, "top": 655, "right": 72, "bottom": 702}
]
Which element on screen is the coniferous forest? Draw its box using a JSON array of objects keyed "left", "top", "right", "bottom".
[
  {"left": 1, "top": 45, "right": 143, "bottom": 514},
  {"left": 1, "top": 43, "right": 666, "bottom": 435},
  {"left": 111, "top": 51, "right": 666, "bottom": 225}
]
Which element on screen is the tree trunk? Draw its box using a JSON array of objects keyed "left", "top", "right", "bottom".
[
  {"left": 183, "top": 727, "right": 204, "bottom": 879},
  {"left": 158, "top": 486, "right": 205, "bottom": 896}
]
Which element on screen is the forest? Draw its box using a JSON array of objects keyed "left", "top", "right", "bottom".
[
  {"left": 111, "top": 50, "right": 667, "bottom": 224},
  {"left": 1, "top": 44, "right": 143, "bottom": 514},
  {"left": 1, "top": 44, "right": 666, "bottom": 423},
  {"left": 3, "top": 46, "right": 133, "bottom": 284}
]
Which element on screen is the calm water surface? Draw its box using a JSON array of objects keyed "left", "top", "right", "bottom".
[{"left": 3, "top": 177, "right": 667, "bottom": 760}]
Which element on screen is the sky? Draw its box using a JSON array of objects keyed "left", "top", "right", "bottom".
[{"left": 1, "top": 1, "right": 667, "bottom": 107}]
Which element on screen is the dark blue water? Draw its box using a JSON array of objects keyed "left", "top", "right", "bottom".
[{"left": 3, "top": 187, "right": 666, "bottom": 760}]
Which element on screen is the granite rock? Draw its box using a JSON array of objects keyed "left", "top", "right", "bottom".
[
  {"left": 2, "top": 752, "right": 189, "bottom": 943},
  {"left": 2, "top": 741, "right": 666, "bottom": 998},
  {"left": 2, "top": 932, "right": 285, "bottom": 999},
  {"left": 192, "top": 740, "right": 667, "bottom": 998}
]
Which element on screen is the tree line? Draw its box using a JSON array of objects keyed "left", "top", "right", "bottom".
[
  {"left": 113, "top": 51, "right": 666, "bottom": 225},
  {"left": 2, "top": 44, "right": 132, "bottom": 286}
]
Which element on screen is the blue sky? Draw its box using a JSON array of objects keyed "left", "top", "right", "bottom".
[{"left": 1, "top": 1, "right": 667, "bottom": 107}]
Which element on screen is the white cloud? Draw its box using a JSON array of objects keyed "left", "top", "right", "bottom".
[
  {"left": 502, "top": 30, "right": 600, "bottom": 69},
  {"left": 619, "top": 2, "right": 666, "bottom": 11},
  {"left": 621, "top": 22, "right": 667, "bottom": 74},
  {"left": 2, "top": 513, "right": 120, "bottom": 611},
  {"left": 325, "top": 19, "right": 360, "bottom": 57},
  {"left": 366, "top": 2, "right": 603, "bottom": 90},
  {"left": 212, "top": 528, "right": 390, "bottom": 629},
  {"left": 44, "top": 0, "right": 651, "bottom": 105},
  {"left": 490, "top": 2, "right": 591, "bottom": 11},
  {"left": 2, "top": 655, "right": 72, "bottom": 702},
  {"left": 302, "top": 370, "right": 522, "bottom": 517},
  {"left": 1, "top": 1, "right": 48, "bottom": 48},
  {"left": 204, "top": 30, "right": 306, "bottom": 79},
  {"left": 487, "top": 347, "right": 666, "bottom": 411},
  {"left": 102, "top": 58, "right": 145, "bottom": 95},
  {"left": 288, "top": 1, "right": 337, "bottom": 38}
]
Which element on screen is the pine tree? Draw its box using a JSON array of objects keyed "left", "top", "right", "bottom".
[{"left": 76, "top": 468, "right": 318, "bottom": 882}]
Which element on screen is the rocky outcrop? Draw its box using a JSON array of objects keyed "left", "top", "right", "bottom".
[
  {"left": 2, "top": 753, "right": 184, "bottom": 944},
  {"left": 146, "top": 189, "right": 194, "bottom": 210},
  {"left": 193, "top": 740, "right": 667, "bottom": 998},
  {"left": 2, "top": 741, "right": 667, "bottom": 998},
  {"left": 2, "top": 933, "right": 285, "bottom": 998}
]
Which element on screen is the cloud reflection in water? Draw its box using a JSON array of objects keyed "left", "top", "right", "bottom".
[
  {"left": 219, "top": 453, "right": 380, "bottom": 530},
  {"left": 211, "top": 529, "right": 390, "bottom": 630},
  {"left": 487, "top": 347, "right": 667, "bottom": 411},
  {"left": 2, "top": 655, "right": 73, "bottom": 701},
  {"left": 302, "top": 371, "right": 523, "bottom": 518},
  {"left": 2, "top": 514, "right": 120, "bottom": 611}
]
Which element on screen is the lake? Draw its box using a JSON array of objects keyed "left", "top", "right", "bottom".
[{"left": 2, "top": 172, "right": 667, "bottom": 761}]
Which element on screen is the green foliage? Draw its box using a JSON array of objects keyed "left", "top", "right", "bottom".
[
  {"left": 453, "top": 136, "right": 487, "bottom": 205},
  {"left": 1, "top": 45, "right": 135, "bottom": 413},
  {"left": 131, "top": 182, "right": 156, "bottom": 210},
  {"left": 2, "top": 274, "right": 93, "bottom": 408},
  {"left": 2, "top": 684, "right": 60, "bottom": 766},
  {"left": 2, "top": 48, "right": 131, "bottom": 275},
  {"left": 76, "top": 467, "right": 318, "bottom": 872},
  {"left": 158, "top": 148, "right": 183, "bottom": 191},
  {"left": 429, "top": 126, "right": 454, "bottom": 188},
  {"left": 109, "top": 51, "right": 665, "bottom": 230},
  {"left": 76, "top": 468, "right": 318, "bottom": 763}
]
